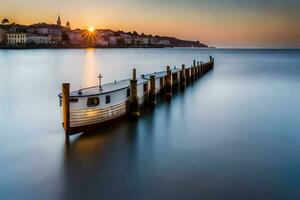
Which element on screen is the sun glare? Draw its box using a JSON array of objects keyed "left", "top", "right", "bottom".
[
  {"left": 88, "top": 27, "right": 95, "bottom": 33},
  {"left": 82, "top": 27, "right": 98, "bottom": 44}
]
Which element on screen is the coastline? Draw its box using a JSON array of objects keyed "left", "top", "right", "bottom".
[{"left": 0, "top": 45, "right": 211, "bottom": 50}]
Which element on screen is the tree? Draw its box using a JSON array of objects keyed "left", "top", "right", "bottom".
[{"left": 1, "top": 18, "right": 9, "bottom": 24}]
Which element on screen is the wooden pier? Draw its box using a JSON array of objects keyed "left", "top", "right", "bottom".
[{"left": 61, "top": 57, "right": 214, "bottom": 138}]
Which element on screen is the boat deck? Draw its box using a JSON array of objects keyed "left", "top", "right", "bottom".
[{"left": 68, "top": 78, "right": 148, "bottom": 97}]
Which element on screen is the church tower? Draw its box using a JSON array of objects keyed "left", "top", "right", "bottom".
[
  {"left": 66, "top": 21, "right": 71, "bottom": 30},
  {"left": 57, "top": 16, "right": 61, "bottom": 26}
]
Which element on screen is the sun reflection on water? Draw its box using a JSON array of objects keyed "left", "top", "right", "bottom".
[{"left": 83, "top": 48, "right": 99, "bottom": 88}]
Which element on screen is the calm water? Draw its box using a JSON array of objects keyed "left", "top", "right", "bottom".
[{"left": 0, "top": 48, "right": 300, "bottom": 199}]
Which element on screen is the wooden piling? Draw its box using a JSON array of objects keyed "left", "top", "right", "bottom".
[
  {"left": 149, "top": 75, "right": 156, "bottom": 105},
  {"left": 189, "top": 65, "right": 192, "bottom": 82},
  {"left": 176, "top": 71, "right": 180, "bottom": 90},
  {"left": 159, "top": 77, "right": 164, "bottom": 95},
  {"left": 62, "top": 83, "right": 70, "bottom": 139},
  {"left": 180, "top": 64, "right": 186, "bottom": 89},
  {"left": 193, "top": 60, "right": 197, "bottom": 80},
  {"left": 165, "top": 66, "right": 172, "bottom": 99},
  {"left": 200, "top": 61, "right": 203, "bottom": 76},
  {"left": 197, "top": 63, "right": 199, "bottom": 76},
  {"left": 172, "top": 71, "right": 178, "bottom": 87},
  {"left": 191, "top": 64, "right": 196, "bottom": 82},
  {"left": 129, "top": 68, "right": 140, "bottom": 117},
  {"left": 195, "top": 61, "right": 198, "bottom": 79},
  {"left": 185, "top": 67, "right": 190, "bottom": 84},
  {"left": 188, "top": 68, "right": 191, "bottom": 83}
]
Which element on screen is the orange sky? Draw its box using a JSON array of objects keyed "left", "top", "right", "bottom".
[{"left": 1, "top": 0, "right": 300, "bottom": 47}]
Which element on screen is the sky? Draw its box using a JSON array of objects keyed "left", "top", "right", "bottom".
[{"left": 1, "top": 0, "right": 300, "bottom": 48}]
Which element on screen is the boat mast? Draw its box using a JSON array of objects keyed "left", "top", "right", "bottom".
[{"left": 98, "top": 73, "right": 103, "bottom": 90}]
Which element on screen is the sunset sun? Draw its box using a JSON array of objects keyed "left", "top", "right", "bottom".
[{"left": 88, "top": 26, "right": 95, "bottom": 33}]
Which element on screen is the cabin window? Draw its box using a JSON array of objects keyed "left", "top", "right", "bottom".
[
  {"left": 143, "top": 83, "right": 148, "bottom": 92},
  {"left": 105, "top": 95, "right": 111, "bottom": 104},
  {"left": 127, "top": 89, "right": 130, "bottom": 97},
  {"left": 70, "top": 98, "right": 78, "bottom": 103},
  {"left": 87, "top": 97, "right": 100, "bottom": 107}
]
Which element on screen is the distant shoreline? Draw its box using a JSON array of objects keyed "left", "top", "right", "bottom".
[
  {"left": 1, "top": 47, "right": 299, "bottom": 50},
  {"left": 0, "top": 45, "right": 213, "bottom": 50}
]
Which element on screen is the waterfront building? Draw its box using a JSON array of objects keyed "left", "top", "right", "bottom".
[
  {"left": 7, "top": 24, "right": 27, "bottom": 33},
  {"left": 124, "top": 36, "right": 132, "bottom": 45},
  {"left": 48, "top": 35, "right": 63, "bottom": 44},
  {"left": 95, "top": 37, "right": 109, "bottom": 46},
  {"left": 133, "top": 36, "right": 141, "bottom": 46},
  {"left": 159, "top": 39, "right": 171, "bottom": 46},
  {"left": 26, "top": 34, "right": 50, "bottom": 44},
  {"left": 142, "top": 37, "right": 150, "bottom": 45},
  {"left": 26, "top": 26, "right": 36, "bottom": 34},
  {"left": 96, "top": 29, "right": 115, "bottom": 38},
  {"left": 109, "top": 36, "right": 117, "bottom": 46},
  {"left": 97, "top": 30, "right": 105, "bottom": 37},
  {"left": 65, "top": 29, "right": 84, "bottom": 45},
  {"left": 150, "top": 37, "right": 159, "bottom": 45},
  {"left": 102, "top": 29, "right": 115, "bottom": 37},
  {"left": 7, "top": 33, "right": 26, "bottom": 44},
  {"left": 35, "top": 24, "right": 62, "bottom": 36},
  {"left": 0, "top": 28, "right": 7, "bottom": 44},
  {"left": 120, "top": 34, "right": 132, "bottom": 45}
]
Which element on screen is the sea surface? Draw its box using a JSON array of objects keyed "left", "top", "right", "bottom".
[{"left": 0, "top": 48, "right": 300, "bottom": 200}]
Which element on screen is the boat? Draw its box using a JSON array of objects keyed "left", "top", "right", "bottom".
[
  {"left": 58, "top": 57, "right": 214, "bottom": 135},
  {"left": 58, "top": 68, "right": 180, "bottom": 134}
]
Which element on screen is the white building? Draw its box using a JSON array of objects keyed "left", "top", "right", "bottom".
[
  {"left": 26, "top": 34, "right": 50, "bottom": 44},
  {"left": 96, "top": 29, "right": 115, "bottom": 38},
  {"left": 158, "top": 39, "right": 171, "bottom": 46},
  {"left": 35, "top": 25, "right": 62, "bottom": 36},
  {"left": 95, "top": 38, "right": 108, "bottom": 46},
  {"left": 66, "top": 30, "right": 84, "bottom": 45},
  {"left": 7, "top": 33, "right": 27, "bottom": 45},
  {"left": 121, "top": 34, "right": 132, "bottom": 45},
  {"left": 142, "top": 37, "right": 149, "bottom": 45},
  {"left": 109, "top": 36, "right": 117, "bottom": 46},
  {"left": 48, "top": 35, "right": 63, "bottom": 44},
  {"left": 0, "top": 28, "right": 7, "bottom": 44},
  {"left": 150, "top": 37, "right": 159, "bottom": 45},
  {"left": 133, "top": 36, "right": 141, "bottom": 46},
  {"left": 124, "top": 37, "right": 132, "bottom": 45}
]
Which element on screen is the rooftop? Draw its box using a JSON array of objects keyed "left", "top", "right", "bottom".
[{"left": 68, "top": 77, "right": 148, "bottom": 97}]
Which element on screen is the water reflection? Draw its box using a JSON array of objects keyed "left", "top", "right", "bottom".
[
  {"left": 83, "top": 48, "right": 98, "bottom": 88},
  {"left": 1, "top": 49, "right": 300, "bottom": 199},
  {"left": 62, "top": 117, "right": 141, "bottom": 199}
]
